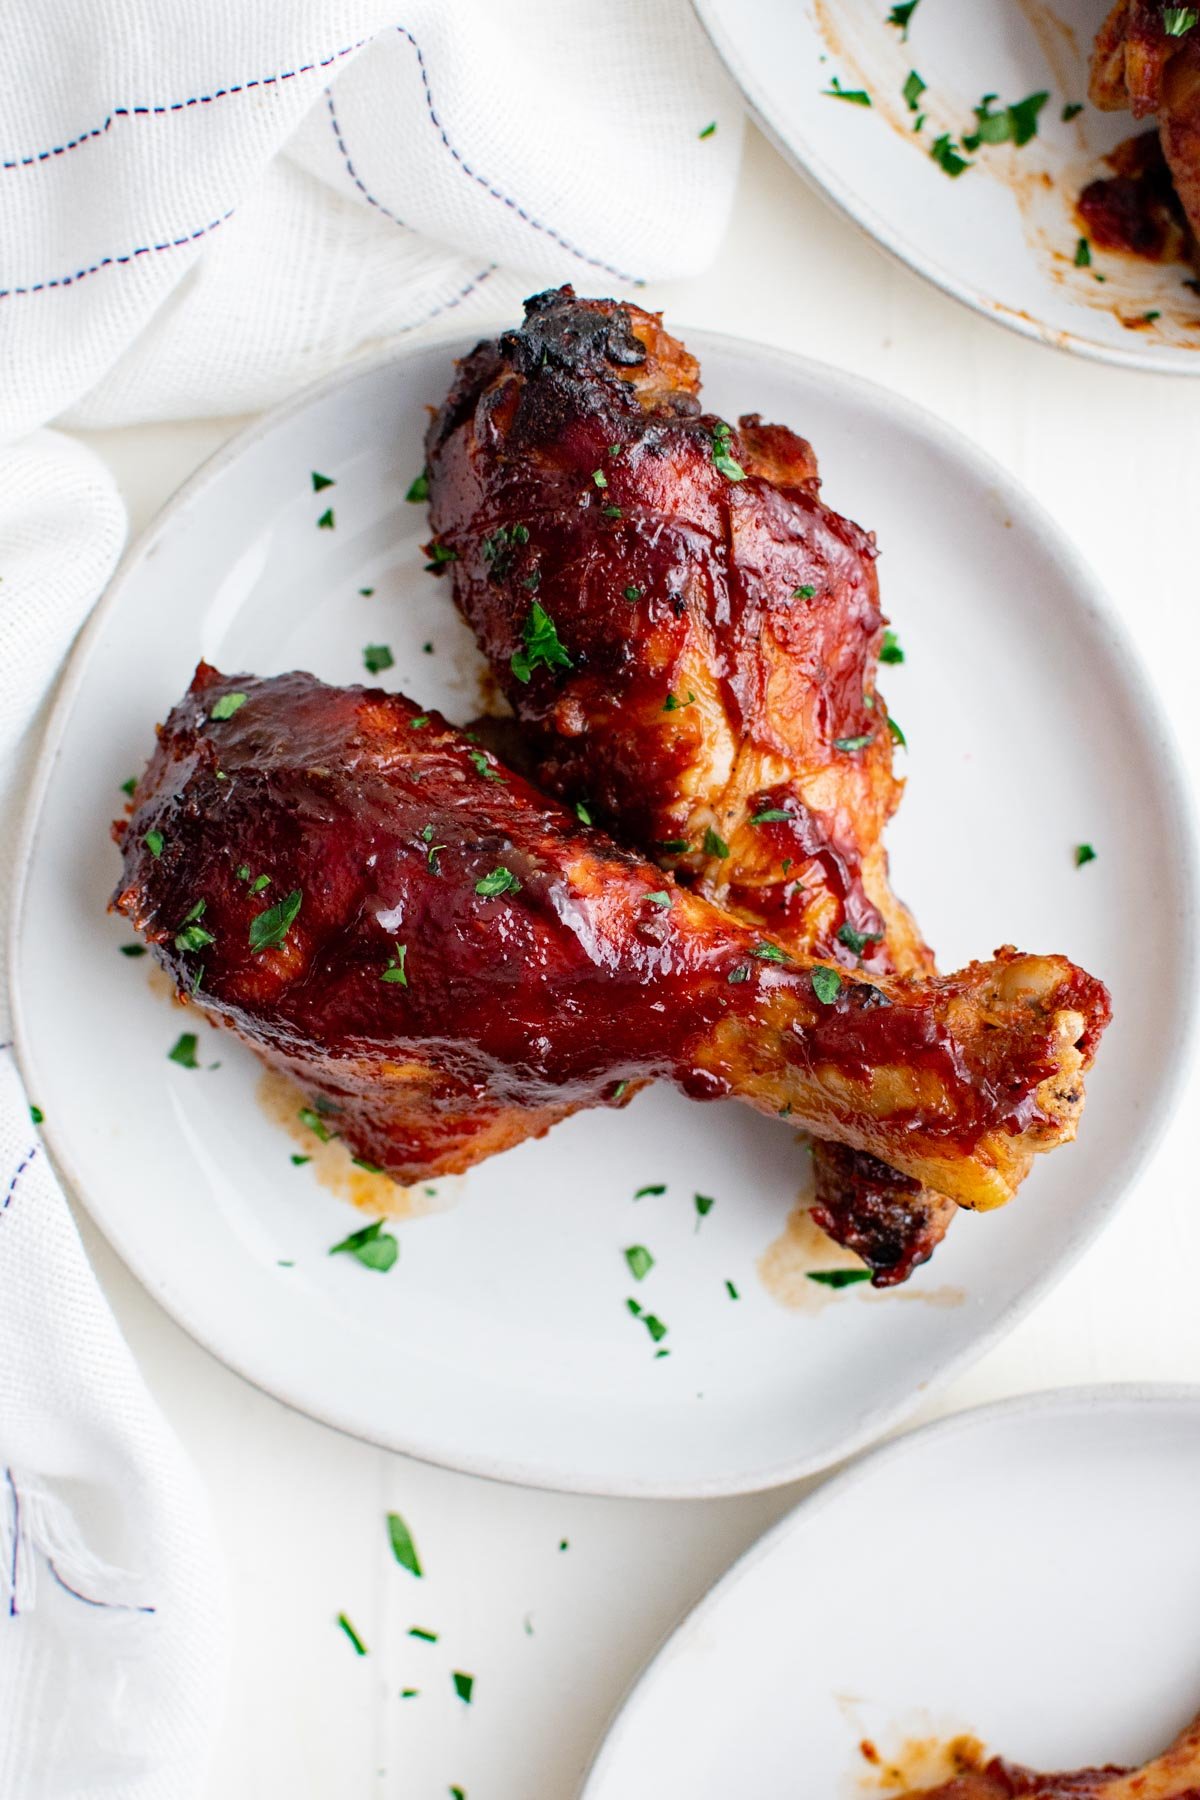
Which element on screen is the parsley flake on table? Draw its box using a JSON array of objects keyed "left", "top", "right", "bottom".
[
  {"left": 336, "top": 1612, "right": 367, "bottom": 1654},
  {"left": 837, "top": 921, "right": 883, "bottom": 956},
  {"left": 362, "top": 643, "right": 394, "bottom": 675},
  {"left": 624, "top": 1244, "right": 655, "bottom": 1280},
  {"left": 823, "top": 76, "right": 871, "bottom": 105},
  {"left": 880, "top": 628, "right": 905, "bottom": 663},
  {"left": 452, "top": 1671, "right": 475, "bottom": 1705},
  {"left": 168, "top": 1032, "right": 199, "bottom": 1069},
  {"left": 1063, "top": 101, "right": 1084, "bottom": 121},
  {"left": 311, "top": 471, "right": 335, "bottom": 492},
  {"left": 903, "top": 69, "right": 926, "bottom": 111},
  {"left": 405, "top": 469, "right": 430, "bottom": 503},
  {"left": 695, "top": 1193, "right": 715, "bottom": 1222},
  {"left": 834, "top": 732, "right": 874, "bottom": 752},
  {"left": 634, "top": 1183, "right": 666, "bottom": 1199},
  {"left": 476, "top": 866, "right": 521, "bottom": 897},
  {"left": 930, "top": 133, "right": 972, "bottom": 176},
  {"left": 811, "top": 966, "right": 843, "bottom": 1005},
  {"left": 751, "top": 941, "right": 791, "bottom": 963},
  {"left": 329, "top": 1218, "right": 399, "bottom": 1273},
  {"left": 710, "top": 419, "right": 747, "bottom": 480},
  {"left": 409, "top": 1626, "right": 438, "bottom": 1642},
  {"left": 1075, "top": 842, "right": 1097, "bottom": 867},
  {"left": 886, "top": 0, "right": 921, "bottom": 35},
  {"left": 382, "top": 943, "right": 409, "bottom": 985},
  {"left": 510, "top": 600, "right": 573, "bottom": 683},
  {"left": 144, "top": 829, "right": 164, "bottom": 858},
  {"left": 248, "top": 888, "right": 302, "bottom": 953},
  {"left": 316, "top": 508, "right": 335, "bottom": 530},
  {"left": 807, "top": 1268, "right": 872, "bottom": 1288},
  {"left": 725, "top": 1279, "right": 740, "bottom": 1300},
  {"left": 387, "top": 1510, "right": 423, "bottom": 1577},
  {"left": 703, "top": 825, "right": 730, "bottom": 858},
  {"left": 698, "top": 120, "right": 717, "bottom": 138},
  {"left": 750, "top": 806, "right": 791, "bottom": 824}
]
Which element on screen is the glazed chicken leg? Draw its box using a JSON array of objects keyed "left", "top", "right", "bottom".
[
  {"left": 425, "top": 288, "right": 959, "bottom": 1277},
  {"left": 113, "top": 666, "right": 1109, "bottom": 1206}
]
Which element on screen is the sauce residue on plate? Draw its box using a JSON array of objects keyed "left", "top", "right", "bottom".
[
  {"left": 256, "top": 1067, "right": 458, "bottom": 1220},
  {"left": 859, "top": 1732, "right": 990, "bottom": 1794}
]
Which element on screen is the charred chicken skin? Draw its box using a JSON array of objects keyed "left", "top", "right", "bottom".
[
  {"left": 113, "top": 666, "right": 1108, "bottom": 1206},
  {"left": 899, "top": 1710, "right": 1200, "bottom": 1798},
  {"left": 424, "top": 289, "right": 976, "bottom": 1277},
  {"left": 1087, "top": 0, "right": 1200, "bottom": 259}
]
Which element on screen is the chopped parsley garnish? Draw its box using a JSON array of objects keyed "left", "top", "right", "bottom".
[
  {"left": 316, "top": 508, "right": 335, "bottom": 530},
  {"left": 602, "top": 504, "right": 623, "bottom": 518},
  {"left": 468, "top": 748, "right": 506, "bottom": 782},
  {"left": 352, "top": 1158, "right": 384, "bottom": 1174},
  {"left": 751, "top": 941, "right": 791, "bottom": 963},
  {"left": 834, "top": 732, "right": 874, "bottom": 752},
  {"left": 1062, "top": 101, "right": 1084, "bottom": 121},
  {"left": 592, "top": 468, "right": 608, "bottom": 488},
  {"left": 750, "top": 806, "right": 791, "bottom": 824},
  {"left": 410, "top": 714, "right": 430, "bottom": 729},
  {"left": 1164, "top": 7, "right": 1198, "bottom": 34},
  {"left": 823, "top": 76, "right": 871, "bottom": 105},
  {"left": 710, "top": 420, "right": 747, "bottom": 480},
  {"left": 119, "top": 944, "right": 147, "bottom": 957},
  {"left": 793, "top": 584, "right": 816, "bottom": 599},
  {"left": 174, "top": 897, "right": 216, "bottom": 954},
  {"left": 807, "top": 1268, "right": 871, "bottom": 1288},
  {"left": 727, "top": 964, "right": 750, "bottom": 984},
  {"left": 476, "top": 866, "right": 521, "bottom": 897},
  {"left": 699, "top": 120, "right": 717, "bottom": 138},
  {"left": 452, "top": 1671, "right": 475, "bottom": 1705},
  {"left": 409, "top": 1627, "right": 438, "bottom": 1642},
  {"left": 1144, "top": 309, "right": 1162, "bottom": 322},
  {"left": 329, "top": 1218, "right": 399, "bottom": 1273},
  {"left": 336, "top": 1612, "right": 367, "bottom": 1654},
  {"left": 725, "top": 1279, "right": 740, "bottom": 1300},
  {"left": 887, "top": 0, "right": 921, "bottom": 35},
  {"left": 1075, "top": 842, "right": 1097, "bottom": 867},
  {"left": 659, "top": 838, "right": 689, "bottom": 853},
  {"left": 120, "top": 776, "right": 137, "bottom": 797},
  {"left": 624, "top": 1244, "right": 655, "bottom": 1280},
  {"left": 641, "top": 1313, "right": 668, "bottom": 1343},
  {"left": 450, "top": 1788, "right": 466, "bottom": 1800},
  {"left": 248, "top": 888, "right": 302, "bottom": 953},
  {"left": 695, "top": 1193, "right": 715, "bottom": 1220},
  {"left": 887, "top": 715, "right": 907, "bottom": 748},
  {"left": 662, "top": 691, "right": 696, "bottom": 712},
  {"left": 424, "top": 541, "right": 457, "bottom": 571},
  {"left": 611, "top": 1080, "right": 629, "bottom": 1100},
  {"left": 298, "top": 1106, "right": 335, "bottom": 1143},
  {"left": 362, "top": 643, "right": 394, "bottom": 675},
  {"left": 576, "top": 800, "right": 593, "bottom": 825},
  {"left": 931, "top": 133, "right": 972, "bottom": 176},
  {"left": 880, "top": 628, "right": 904, "bottom": 663},
  {"left": 387, "top": 1511, "right": 423, "bottom": 1577},
  {"left": 382, "top": 943, "right": 409, "bottom": 985},
  {"left": 703, "top": 826, "right": 730, "bottom": 859},
  {"left": 510, "top": 600, "right": 573, "bottom": 683},
  {"left": 624, "top": 584, "right": 643, "bottom": 603},
  {"left": 903, "top": 69, "right": 926, "bottom": 111},
  {"left": 811, "top": 966, "right": 843, "bottom": 1005},
  {"left": 168, "top": 1032, "right": 199, "bottom": 1069},
  {"left": 405, "top": 470, "right": 430, "bottom": 503},
  {"left": 290, "top": 1154, "right": 311, "bottom": 1166},
  {"left": 312, "top": 471, "right": 335, "bottom": 492},
  {"left": 144, "top": 829, "right": 164, "bottom": 858},
  {"left": 29, "top": 1104, "right": 44, "bottom": 1125},
  {"left": 250, "top": 873, "right": 270, "bottom": 893},
  {"left": 236, "top": 864, "right": 250, "bottom": 881},
  {"left": 634, "top": 1183, "right": 666, "bottom": 1199},
  {"left": 964, "top": 90, "right": 1049, "bottom": 150},
  {"left": 837, "top": 921, "right": 883, "bottom": 956}
]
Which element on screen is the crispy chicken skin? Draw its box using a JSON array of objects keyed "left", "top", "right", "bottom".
[
  {"left": 112, "top": 666, "right": 1109, "bottom": 1206},
  {"left": 901, "top": 1710, "right": 1200, "bottom": 1798},
  {"left": 1088, "top": 0, "right": 1200, "bottom": 253},
  {"left": 424, "top": 289, "right": 968, "bottom": 1276}
]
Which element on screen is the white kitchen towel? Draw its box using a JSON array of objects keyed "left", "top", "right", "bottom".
[{"left": 0, "top": 5, "right": 742, "bottom": 1794}]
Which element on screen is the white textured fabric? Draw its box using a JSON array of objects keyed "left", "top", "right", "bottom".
[{"left": 0, "top": 5, "right": 741, "bottom": 1794}]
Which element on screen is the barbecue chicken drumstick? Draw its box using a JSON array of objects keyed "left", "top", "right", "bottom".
[
  {"left": 425, "top": 288, "right": 965, "bottom": 1278},
  {"left": 112, "top": 667, "right": 1109, "bottom": 1207}
]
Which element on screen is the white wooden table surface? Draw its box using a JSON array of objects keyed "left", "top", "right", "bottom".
[{"left": 71, "top": 125, "right": 1200, "bottom": 1798}]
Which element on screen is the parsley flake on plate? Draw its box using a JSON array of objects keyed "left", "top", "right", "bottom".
[
  {"left": 248, "top": 888, "right": 302, "bottom": 953},
  {"left": 29, "top": 1104, "right": 44, "bottom": 1125},
  {"left": 329, "top": 1219, "right": 398, "bottom": 1273},
  {"left": 405, "top": 469, "right": 430, "bottom": 503},
  {"left": 887, "top": 0, "right": 921, "bottom": 35},
  {"left": 359, "top": 586, "right": 375, "bottom": 597},
  {"left": 362, "top": 644, "right": 394, "bottom": 675},
  {"left": 725, "top": 1279, "right": 740, "bottom": 1300},
  {"left": 964, "top": 90, "right": 1048, "bottom": 150},
  {"left": 1063, "top": 101, "right": 1084, "bottom": 121},
  {"left": 624, "top": 1244, "right": 655, "bottom": 1280},
  {"left": 811, "top": 966, "right": 843, "bottom": 1005},
  {"left": 510, "top": 600, "right": 572, "bottom": 683},
  {"left": 336, "top": 1612, "right": 367, "bottom": 1655},
  {"left": 387, "top": 1510, "right": 423, "bottom": 1576},
  {"left": 168, "top": 1032, "right": 199, "bottom": 1069},
  {"left": 880, "top": 628, "right": 905, "bottom": 663},
  {"left": 409, "top": 1626, "right": 438, "bottom": 1642},
  {"left": 823, "top": 76, "right": 871, "bottom": 105},
  {"left": 120, "top": 776, "right": 137, "bottom": 797},
  {"left": 290, "top": 1154, "right": 311, "bottom": 1166},
  {"left": 119, "top": 944, "right": 147, "bottom": 957},
  {"left": 931, "top": 133, "right": 972, "bottom": 176},
  {"left": 382, "top": 943, "right": 409, "bottom": 985},
  {"left": 903, "top": 69, "right": 926, "bottom": 111},
  {"left": 476, "top": 866, "right": 521, "bottom": 897},
  {"left": 807, "top": 1268, "right": 871, "bottom": 1288},
  {"left": 316, "top": 508, "right": 335, "bottom": 530},
  {"left": 634, "top": 1183, "right": 665, "bottom": 1199},
  {"left": 1075, "top": 842, "right": 1097, "bottom": 867},
  {"left": 698, "top": 120, "right": 717, "bottom": 138},
  {"left": 452, "top": 1671, "right": 475, "bottom": 1705},
  {"left": 695, "top": 1193, "right": 715, "bottom": 1221},
  {"left": 311, "top": 471, "right": 335, "bottom": 492}
]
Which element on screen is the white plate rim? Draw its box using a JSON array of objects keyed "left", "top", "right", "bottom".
[
  {"left": 691, "top": 0, "right": 1200, "bottom": 377},
  {"left": 9, "top": 325, "right": 1200, "bottom": 1498},
  {"left": 580, "top": 1380, "right": 1200, "bottom": 1792}
]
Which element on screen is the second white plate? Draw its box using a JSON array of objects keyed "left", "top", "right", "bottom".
[{"left": 10, "top": 328, "right": 1196, "bottom": 1495}]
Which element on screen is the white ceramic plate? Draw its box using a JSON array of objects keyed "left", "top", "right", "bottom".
[
  {"left": 583, "top": 1385, "right": 1200, "bottom": 1795},
  {"left": 694, "top": 0, "right": 1200, "bottom": 372},
  {"left": 10, "top": 331, "right": 1196, "bottom": 1496}
]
